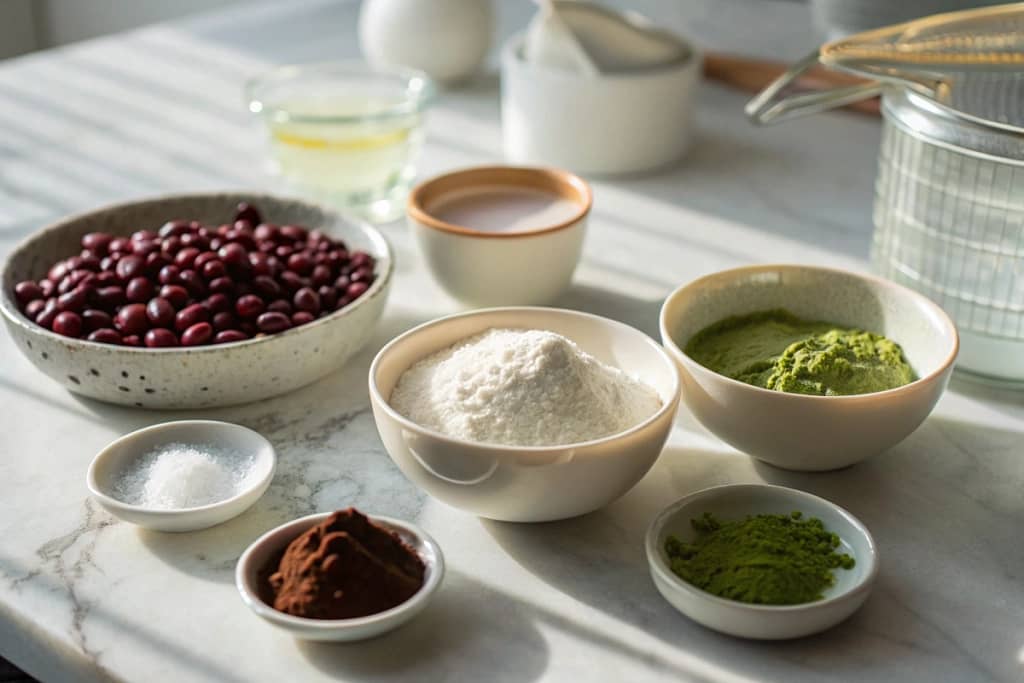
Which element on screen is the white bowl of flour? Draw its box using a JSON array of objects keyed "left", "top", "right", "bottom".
[{"left": 369, "top": 307, "right": 681, "bottom": 522}]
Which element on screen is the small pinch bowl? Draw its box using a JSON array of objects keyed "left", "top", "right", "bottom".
[
  {"left": 407, "top": 166, "right": 591, "bottom": 307},
  {"left": 1, "top": 192, "right": 393, "bottom": 409},
  {"left": 87, "top": 420, "right": 276, "bottom": 533},
  {"left": 660, "top": 264, "right": 958, "bottom": 471},
  {"left": 235, "top": 512, "right": 444, "bottom": 641},
  {"left": 645, "top": 484, "right": 879, "bottom": 640},
  {"left": 369, "top": 307, "right": 681, "bottom": 522}
]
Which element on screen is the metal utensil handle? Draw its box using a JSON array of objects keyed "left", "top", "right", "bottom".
[{"left": 745, "top": 51, "right": 884, "bottom": 125}]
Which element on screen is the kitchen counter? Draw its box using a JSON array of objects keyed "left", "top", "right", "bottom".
[{"left": 0, "top": 1, "right": 1020, "bottom": 681}]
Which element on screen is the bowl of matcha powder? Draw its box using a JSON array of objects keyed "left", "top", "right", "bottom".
[
  {"left": 645, "top": 483, "right": 878, "bottom": 640},
  {"left": 659, "top": 264, "right": 959, "bottom": 470}
]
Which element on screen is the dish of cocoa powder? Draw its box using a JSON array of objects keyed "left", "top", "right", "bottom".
[{"left": 261, "top": 508, "right": 426, "bottom": 620}]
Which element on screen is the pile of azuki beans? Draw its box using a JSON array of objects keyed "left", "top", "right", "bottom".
[{"left": 12, "top": 203, "right": 376, "bottom": 347}]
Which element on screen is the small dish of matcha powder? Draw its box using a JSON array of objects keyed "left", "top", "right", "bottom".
[{"left": 664, "top": 511, "right": 856, "bottom": 605}]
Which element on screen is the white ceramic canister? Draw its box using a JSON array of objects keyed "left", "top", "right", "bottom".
[
  {"left": 359, "top": 0, "right": 494, "bottom": 84},
  {"left": 500, "top": 32, "right": 699, "bottom": 176}
]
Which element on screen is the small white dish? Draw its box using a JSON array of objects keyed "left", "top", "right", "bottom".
[
  {"left": 645, "top": 484, "right": 879, "bottom": 640},
  {"left": 235, "top": 512, "right": 444, "bottom": 642},
  {"left": 407, "top": 166, "right": 591, "bottom": 307},
  {"left": 87, "top": 420, "right": 276, "bottom": 533},
  {"left": 369, "top": 306, "right": 681, "bottom": 522}
]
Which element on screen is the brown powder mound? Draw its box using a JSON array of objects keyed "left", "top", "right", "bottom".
[{"left": 267, "top": 508, "right": 426, "bottom": 619}]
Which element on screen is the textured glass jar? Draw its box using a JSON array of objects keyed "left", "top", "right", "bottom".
[{"left": 871, "top": 88, "right": 1024, "bottom": 383}]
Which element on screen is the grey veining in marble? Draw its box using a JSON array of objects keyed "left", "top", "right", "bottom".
[{"left": 0, "top": 1, "right": 1022, "bottom": 682}]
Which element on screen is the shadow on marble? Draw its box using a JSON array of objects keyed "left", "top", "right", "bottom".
[
  {"left": 554, "top": 283, "right": 664, "bottom": 339},
  {"left": 297, "top": 570, "right": 549, "bottom": 683}
]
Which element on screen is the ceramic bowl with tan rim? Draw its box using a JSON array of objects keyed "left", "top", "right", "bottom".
[
  {"left": 407, "top": 166, "right": 591, "bottom": 307},
  {"left": 659, "top": 265, "right": 958, "bottom": 471}
]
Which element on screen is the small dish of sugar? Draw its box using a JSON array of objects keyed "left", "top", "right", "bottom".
[{"left": 87, "top": 420, "right": 276, "bottom": 533}]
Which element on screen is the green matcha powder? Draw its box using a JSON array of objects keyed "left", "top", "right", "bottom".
[{"left": 665, "top": 511, "right": 856, "bottom": 605}]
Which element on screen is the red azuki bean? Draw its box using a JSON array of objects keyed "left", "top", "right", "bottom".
[
  {"left": 235, "top": 202, "right": 262, "bottom": 226},
  {"left": 256, "top": 311, "right": 290, "bottom": 333},
  {"left": 350, "top": 267, "right": 374, "bottom": 284},
  {"left": 77, "top": 256, "right": 101, "bottom": 272},
  {"left": 159, "top": 284, "right": 189, "bottom": 309},
  {"left": 291, "top": 311, "right": 315, "bottom": 326},
  {"left": 144, "top": 328, "right": 178, "bottom": 348},
  {"left": 125, "top": 277, "right": 154, "bottom": 303},
  {"left": 131, "top": 229, "right": 158, "bottom": 243},
  {"left": 311, "top": 265, "right": 332, "bottom": 287},
  {"left": 160, "top": 236, "right": 182, "bottom": 256},
  {"left": 146, "top": 297, "right": 175, "bottom": 328},
  {"left": 14, "top": 281, "right": 43, "bottom": 306},
  {"left": 122, "top": 334, "right": 142, "bottom": 347},
  {"left": 82, "top": 309, "right": 113, "bottom": 333},
  {"left": 293, "top": 287, "right": 320, "bottom": 314},
  {"left": 258, "top": 241, "right": 276, "bottom": 254},
  {"left": 179, "top": 232, "right": 209, "bottom": 250},
  {"left": 275, "top": 245, "right": 294, "bottom": 259},
  {"left": 181, "top": 322, "right": 212, "bottom": 346},
  {"left": 174, "top": 247, "right": 200, "bottom": 269},
  {"left": 203, "top": 292, "right": 231, "bottom": 314},
  {"left": 52, "top": 311, "right": 83, "bottom": 338},
  {"left": 39, "top": 279, "right": 55, "bottom": 298},
  {"left": 25, "top": 299, "right": 46, "bottom": 318},
  {"left": 214, "top": 329, "right": 248, "bottom": 344},
  {"left": 201, "top": 259, "right": 226, "bottom": 280},
  {"left": 57, "top": 287, "right": 90, "bottom": 313},
  {"left": 279, "top": 271, "right": 303, "bottom": 292},
  {"left": 334, "top": 275, "right": 350, "bottom": 291},
  {"left": 266, "top": 299, "right": 292, "bottom": 315},
  {"left": 251, "top": 275, "right": 280, "bottom": 299},
  {"left": 175, "top": 303, "right": 209, "bottom": 332},
  {"left": 347, "top": 281, "right": 369, "bottom": 299},
  {"left": 218, "top": 243, "right": 247, "bottom": 267},
  {"left": 280, "top": 225, "right": 307, "bottom": 242},
  {"left": 131, "top": 240, "right": 158, "bottom": 257},
  {"left": 193, "top": 251, "right": 219, "bottom": 270},
  {"left": 178, "top": 270, "right": 207, "bottom": 297},
  {"left": 159, "top": 220, "right": 190, "bottom": 238},
  {"left": 36, "top": 300, "right": 60, "bottom": 328},
  {"left": 47, "top": 261, "right": 70, "bottom": 283},
  {"left": 116, "top": 255, "right": 145, "bottom": 282},
  {"left": 248, "top": 252, "right": 272, "bottom": 277},
  {"left": 145, "top": 253, "right": 170, "bottom": 275},
  {"left": 87, "top": 328, "right": 122, "bottom": 344},
  {"left": 100, "top": 255, "right": 120, "bottom": 272},
  {"left": 317, "top": 285, "right": 337, "bottom": 311},
  {"left": 94, "top": 286, "right": 126, "bottom": 310},
  {"left": 287, "top": 252, "right": 313, "bottom": 275},
  {"left": 235, "top": 294, "right": 264, "bottom": 318},
  {"left": 239, "top": 320, "right": 257, "bottom": 336},
  {"left": 115, "top": 304, "right": 149, "bottom": 335},
  {"left": 211, "top": 311, "right": 237, "bottom": 331},
  {"left": 158, "top": 265, "right": 181, "bottom": 285},
  {"left": 350, "top": 251, "right": 373, "bottom": 268},
  {"left": 81, "top": 232, "right": 113, "bottom": 255},
  {"left": 108, "top": 237, "right": 131, "bottom": 254},
  {"left": 208, "top": 277, "right": 234, "bottom": 295},
  {"left": 59, "top": 270, "right": 92, "bottom": 295},
  {"left": 254, "top": 224, "right": 276, "bottom": 242},
  {"left": 94, "top": 271, "right": 118, "bottom": 285}
]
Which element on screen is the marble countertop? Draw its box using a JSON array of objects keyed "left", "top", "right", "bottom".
[{"left": 0, "top": 1, "right": 1021, "bottom": 681}]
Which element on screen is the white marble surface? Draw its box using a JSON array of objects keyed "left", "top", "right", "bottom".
[{"left": 0, "top": 1, "right": 1022, "bottom": 682}]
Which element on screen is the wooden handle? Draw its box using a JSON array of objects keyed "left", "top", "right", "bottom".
[{"left": 703, "top": 53, "right": 881, "bottom": 116}]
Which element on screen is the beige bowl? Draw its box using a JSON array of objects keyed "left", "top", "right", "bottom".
[
  {"left": 368, "top": 307, "right": 680, "bottom": 522},
  {"left": 1, "top": 193, "right": 392, "bottom": 409},
  {"left": 659, "top": 265, "right": 958, "bottom": 471},
  {"left": 407, "top": 166, "right": 590, "bottom": 307}
]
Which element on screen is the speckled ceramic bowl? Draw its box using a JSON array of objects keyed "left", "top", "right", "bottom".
[
  {"left": 0, "top": 193, "right": 392, "bottom": 409},
  {"left": 660, "top": 265, "right": 958, "bottom": 470}
]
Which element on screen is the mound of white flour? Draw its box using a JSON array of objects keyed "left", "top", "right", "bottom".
[{"left": 390, "top": 328, "right": 662, "bottom": 447}]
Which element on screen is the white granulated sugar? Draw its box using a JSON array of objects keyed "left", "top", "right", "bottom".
[
  {"left": 112, "top": 442, "right": 256, "bottom": 510},
  {"left": 390, "top": 328, "right": 662, "bottom": 447}
]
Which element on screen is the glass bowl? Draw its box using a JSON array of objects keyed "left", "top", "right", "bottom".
[{"left": 247, "top": 62, "right": 435, "bottom": 222}]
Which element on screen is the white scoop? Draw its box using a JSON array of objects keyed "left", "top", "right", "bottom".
[{"left": 523, "top": 0, "right": 691, "bottom": 74}]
